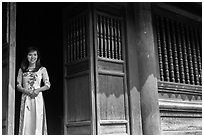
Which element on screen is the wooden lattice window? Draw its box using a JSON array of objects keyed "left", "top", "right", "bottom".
[
  {"left": 67, "top": 14, "right": 88, "bottom": 63},
  {"left": 154, "top": 13, "right": 202, "bottom": 86},
  {"left": 96, "top": 14, "right": 123, "bottom": 60}
]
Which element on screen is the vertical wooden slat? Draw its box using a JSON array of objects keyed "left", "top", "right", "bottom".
[
  {"left": 176, "top": 22, "right": 185, "bottom": 83},
  {"left": 97, "top": 16, "right": 100, "bottom": 57},
  {"left": 67, "top": 24, "right": 70, "bottom": 63},
  {"left": 155, "top": 15, "right": 164, "bottom": 81},
  {"left": 80, "top": 16, "right": 85, "bottom": 59},
  {"left": 198, "top": 28, "right": 202, "bottom": 85},
  {"left": 190, "top": 27, "right": 199, "bottom": 85},
  {"left": 76, "top": 17, "right": 79, "bottom": 61},
  {"left": 185, "top": 24, "right": 195, "bottom": 85},
  {"left": 75, "top": 17, "right": 77, "bottom": 61},
  {"left": 103, "top": 16, "right": 107, "bottom": 58},
  {"left": 70, "top": 20, "right": 73, "bottom": 62},
  {"left": 85, "top": 15, "right": 88, "bottom": 58},
  {"left": 165, "top": 18, "right": 175, "bottom": 82},
  {"left": 107, "top": 17, "right": 111, "bottom": 58},
  {"left": 82, "top": 15, "right": 86, "bottom": 58},
  {"left": 79, "top": 16, "right": 82, "bottom": 60},
  {"left": 180, "top": 23, "right": 190, "bottom": 84},
  {"left": 114, "top": 19, "right": 118, "bottom": 60},
  {"left": 171, "top": 20, "right": 180, "bottom": 83},
  {"left": 195, "top": 27, "right": 202, "bottom": 85},
  {"left": 110, "top": 18, "right": 115, "bottom": 59},
  {"left": 99, "top": 15, "right": 104, "bottom": 58},
  {"left": 78, "top": 16, "right": 81, "bottom": 60},
  {"left": 73, "top": 18, "right": 77, "bottom": 61},
  {"left": 73, "top": 19, "right": 76, "bottom": 61},
  {"left": 118, "top": 20, "right": 122, "bottom": 60},
  {"left": 160, "top": 17, "right": 170, "bottom": 81}
]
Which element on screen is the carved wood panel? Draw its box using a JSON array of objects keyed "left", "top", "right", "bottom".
[
  {"left": 153, "top": 6, "right": 202, "bottom": 135},
  {"left": 96, "top": 14, "right": 123, "bottom": 60},
  {"left": 66, "top": 14, "right": 88, "bottom": 64},
  {"left": 154, "top": 13, "right": 202, "bottom": 86}
]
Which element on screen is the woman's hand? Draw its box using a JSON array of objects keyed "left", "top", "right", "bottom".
[
  {"left": 24, "top": 88, "right": 40, "bottom": 98},
  {"left": 23, "top": 88, "right": 33, "bottom": 96},
  {"left": 30, "top": 88, "right": 41, "bottom": 98}
]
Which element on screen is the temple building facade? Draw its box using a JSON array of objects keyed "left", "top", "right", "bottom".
[{"left": 2, "top": 2, "right": 202, "bottom": 135}]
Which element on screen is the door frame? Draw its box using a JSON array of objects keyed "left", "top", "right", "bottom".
[{"left": 2, "top": 2, "right": 16, "bottom": 135}]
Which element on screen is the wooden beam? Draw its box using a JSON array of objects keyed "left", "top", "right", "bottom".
[
  {"left": 134, "top": 3, "right": 161, "bottom": 135},
  {"left": 7, "top": 2, "right": 16, "bottom": 135}
]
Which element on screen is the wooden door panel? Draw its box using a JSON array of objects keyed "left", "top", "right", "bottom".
[
  {"left": 94, "top": 9, "right": 130, "bottom": 134},
  {"left": 99, "top": 124, "right": 127, "bottom": 134},
  {"left": 99, "top": 74, "right": 125, "bottom": 120},
  {"left": 67, "top": 74, "right": 90, "bottom": 122},
  {"left": 63, "top": 6, "right": 92, "bottom": 134},
  {"left": 66, "top": 125, "right": 91, "bottom": 135},
  {"left": 63, "top": 3, "right": 130, "bottom": 134}
]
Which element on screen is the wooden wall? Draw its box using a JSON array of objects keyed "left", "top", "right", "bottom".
[
  {"left": 63, "top": 2, "right": 201, "bottom": 135},
  {"left": 152, "top": 3, "right": 202, "bottom": 135},
  {"left": 158, "top": 82, "right": 202, "bottom": 135}
]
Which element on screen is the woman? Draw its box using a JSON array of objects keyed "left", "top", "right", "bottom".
[{"left": 17, "top": 47, "right": 51, "bottom": 135}]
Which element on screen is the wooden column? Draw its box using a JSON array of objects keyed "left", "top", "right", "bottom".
[
  {"left": 134, "top": 3, "right": 161, "bottom": 135},
  {"left": 2, "top": 2, "right": 16, "bottom": 135},
  {"left": 125, "top": 3, "right": 142, "bottom": 135}
]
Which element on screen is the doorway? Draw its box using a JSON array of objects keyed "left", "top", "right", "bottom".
[{"left": 15, "top": 3, "right": 67, "bottom": 135}]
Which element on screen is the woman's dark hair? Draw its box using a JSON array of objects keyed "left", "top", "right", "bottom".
[{"left": 21, "top": 46, "right": 42, "bottom": 72}]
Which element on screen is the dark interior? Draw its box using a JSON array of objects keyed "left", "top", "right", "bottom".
[{"left": 15, "top": 2, "right": 71, "bottom": 135}]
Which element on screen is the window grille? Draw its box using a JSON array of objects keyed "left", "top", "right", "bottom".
[
  {"left": 67, "top": 14, "right": 87, "bottom": 63},
  {"left": 154, "top": 14, "right": 202, "bottom": 86},
  {"left": 96, "top": 14, "right": 123, "bottom": 60}
]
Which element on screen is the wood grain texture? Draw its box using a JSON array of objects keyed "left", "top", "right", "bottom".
[
  {"left": 99, "top": 124, "right": 127, "bottom": 134},
  {"left": 158, "top": 81, "right": 202, "bottom": 101},
  {"left": 98, "top": 60, "right": 123, "bottom": 72},
  {"left": 158, "top": 81, "right": 202, "bottom": 135},
  {"left": 161, "top": 117, "right": 202, "bottom": 135},
  {"left": 98, "top": 75, "right": 126, "bottom": 120},
  {"left": 67, "top": 75, "right": 90, "bottom": 122},
  {"left": 67, "top": 125, "right": 91, "bottom": 135},
  {"left": 7, "top": 3, "right": 16, "bottom": 135}
]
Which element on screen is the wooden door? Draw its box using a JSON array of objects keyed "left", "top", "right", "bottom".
[
  {"left": 63, "top": 3, "right": 130, "bottom": 134},
  {"left": 2, "top": 2, "right": 16, "bottom": 135},
  {"left": 93, "top": 4, "right": 130, "bottom": 134},
  {"left": 63, "top": 4, "right": 93, "bottom": 135}
]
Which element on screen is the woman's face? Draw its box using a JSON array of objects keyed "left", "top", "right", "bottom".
[{"left": 27, "top": 50, "right": 38, "bottom": 65}]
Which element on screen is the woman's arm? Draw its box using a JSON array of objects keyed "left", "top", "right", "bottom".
[
  {"left": 16, "top": 68, "right": 32, "bottom": 95},
  {"left": 33, "top": 67, "right": 51, "bottom": 95},
  {"left": 34, "top": 85, "right": 50, "bottom": 93}
]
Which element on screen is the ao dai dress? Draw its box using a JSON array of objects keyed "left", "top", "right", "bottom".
[{"left": 17, "top": 67, "right": 51, "bottom": 135}]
